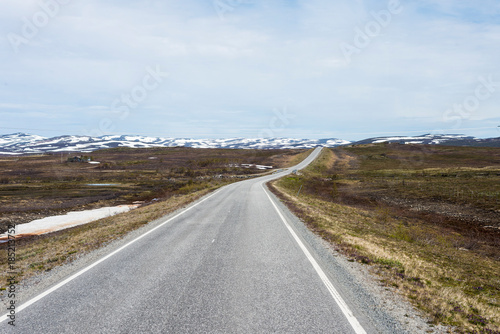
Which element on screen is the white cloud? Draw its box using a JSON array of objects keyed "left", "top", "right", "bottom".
[{"left": 0, "top": 0, "right": 499, "bottom": 140}]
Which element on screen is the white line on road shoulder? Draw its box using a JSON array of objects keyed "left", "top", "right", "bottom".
[
  {"left": 262, "top": 184, "right": 367, "bottom": 334},
  {"left": 1, "top": 189, "right": 221, "bottom": 323}
]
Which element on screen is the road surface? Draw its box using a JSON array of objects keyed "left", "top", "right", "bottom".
[{"left": 1, "top": 148, "right": 412, "bottom": 333}]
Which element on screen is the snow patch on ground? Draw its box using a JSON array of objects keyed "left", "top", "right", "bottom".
[{"left": 0, "top": 205, "right": 140, "bottom": 242}]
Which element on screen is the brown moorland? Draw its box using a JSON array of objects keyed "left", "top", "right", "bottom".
[{"left": 270, "top": 144, "right": 500, "bottom": 333}]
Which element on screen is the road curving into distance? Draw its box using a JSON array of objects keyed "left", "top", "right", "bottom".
[{"left": 1, "top": 147, "right": 416, "bottom": 333}]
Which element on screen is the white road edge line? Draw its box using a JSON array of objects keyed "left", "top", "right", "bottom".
[
  {"left": 262, "top": 184, "right": 367, "bottom": 334},
  {"left": 0, "top": 189, "right": 221, "bottom": 323}
]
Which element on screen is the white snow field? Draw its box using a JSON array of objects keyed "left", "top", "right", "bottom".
[{"left": 0, "top": 204, "right": 140, "bottom": 242}]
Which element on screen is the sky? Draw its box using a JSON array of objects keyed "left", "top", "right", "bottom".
[{"left": 1, "top": 0, "right": 499, "bottom": 141}]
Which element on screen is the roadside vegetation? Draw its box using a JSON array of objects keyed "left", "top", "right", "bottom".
[
  {"left": 270, "top": 144, "right": 500, "bottom": 333},
  {"left": 0, "top": 147, "right": 306, "bottom": 297}
]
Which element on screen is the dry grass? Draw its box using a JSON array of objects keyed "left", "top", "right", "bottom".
[
  {"left": 270, "top": 146, "right": 500, "bottom": 334},
  {"left": 287, "top": 149, "right": 315, "bottom": 167}
]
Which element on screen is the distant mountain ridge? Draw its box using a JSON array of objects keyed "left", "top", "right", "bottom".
[
  {"left": 0, "top": 133, "right": 350, "bottom": 154},
  {"left": 0, "top": 133, "right": 498, "bottom": 154},
  {"left": 350, "top": 134, "right": 500, "bottom": 147}
]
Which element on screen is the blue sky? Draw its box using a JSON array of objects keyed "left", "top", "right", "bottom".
[{"left": 1, "top": 0, "right": 499, "bottom": 140}]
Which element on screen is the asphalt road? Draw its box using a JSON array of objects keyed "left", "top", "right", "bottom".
[{"left": 1, "top": 148, "right": 411, "bottom": 333}]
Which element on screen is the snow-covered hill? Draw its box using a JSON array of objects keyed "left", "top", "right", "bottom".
[
  {"left": 351, "top": 134, "right": 478, "bottom": 145},
  {"left": 0, "top": 133, "right": 350, "bottom": 154},
  {"left": 349, "top": 134, "right": 500, "bottom": 147},
  {"left": 1, "top": 133, "right": 497, "bottom": 154}
]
